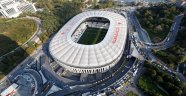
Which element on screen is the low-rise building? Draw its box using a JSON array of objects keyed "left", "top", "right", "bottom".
[
  {"left": 0, "top": 0, "right": 37, "bottom": 18},
  {"left": 0, "top": 83, "right": 18, "bottom": 96}
]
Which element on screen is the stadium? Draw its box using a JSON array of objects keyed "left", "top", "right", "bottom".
[{"left": 49, "top": 11, "right": 127, "bottom": 74}]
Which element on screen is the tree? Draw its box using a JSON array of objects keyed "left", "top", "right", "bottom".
[
  {"left": 156, "top": 76, "right": 163, "bottom": 83},
  {"left": 146, "top": 69, "right": 157, "bottom": 77},
  {"left": 168, "top": 63, "right": 175, "bottom": 69},
  {"left": 173, "top": 89, "right": 183, "bottom": 96},
  {"left": 163, "top": 75, "right": 174, "bottom": 83},
  {"left": 125, "top": 91, "right": 138, "bottom": 96},
  {"left": 178, "top": 55, "right": 186, "bottom": 64},
  {"left": 97, "top": 0, "right": 114, "bottom": 9},
  {"left": 144, "top": 10, "right": 151, "bottom": 17},
  {"left": 155, "top": 25, "right": 163, "bottom": 32},
  {"left": 169, "top": 6, "right": 177, "bottom": 13},
  {"left": 92, "top": 0, "right": 97, "bottom": 7}
]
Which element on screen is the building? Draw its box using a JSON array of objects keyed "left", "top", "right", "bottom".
[
  {"left": 49, "top": 11, "right": 127, "bottom": 74},
  {"left": 0, "top": 0, "right": 37, "bottom": 18},
  {"left": 0, "top": 83, "right": 18, "bottom": 96},
  {"left": 176, "top": 0, "right": 186, "bottom": 7}
]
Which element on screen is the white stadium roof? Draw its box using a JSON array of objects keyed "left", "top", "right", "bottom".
[{"left": 49, "top": 11, "right": 127, "bottom": 69}]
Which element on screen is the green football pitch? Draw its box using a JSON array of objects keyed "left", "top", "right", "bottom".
[{"left": 78, "top": 27, "right": 107, "bottom": 45}]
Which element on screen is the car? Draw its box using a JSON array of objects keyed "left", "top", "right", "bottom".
[
  {"left": 8, "top": 75, "right": 12, "bottom": 78},
  {"left": 167, "top": 69, "right": 172, "bottom": 72},
  {"left": 166, "top": 38, "right": 170, "bottom": 41},
  {"left": 102, "top": 83, "right": 105, "bottom": 86},
  {"left": 163, "top": 67, "right": 166, "bottom": 70}
]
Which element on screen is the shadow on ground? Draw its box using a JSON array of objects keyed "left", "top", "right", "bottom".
[{"left": 0, "top": 34, "right": 29, "bottom": 79}]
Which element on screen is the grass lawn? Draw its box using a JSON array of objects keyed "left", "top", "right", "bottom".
[
  {"left": 125, "top": 91, "right": 138, "bottom": 96},
  {"left": 136, "top": 5, "right": 181, "bottom": 43},
  {"left": 77, "top": 27, "right": 107, "bottom": 45},
  {"left": 138, "top": 75, "right": 167, "bottom": 96},
  {"left": 0, "top": 18, "right": 37, "bottom": 56}
]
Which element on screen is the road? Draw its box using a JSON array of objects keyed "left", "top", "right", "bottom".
[
  {"left": 0, "top": 7, "right": 184, "bottom": 96},
  {"left": 47, "top": 10, "right": 146, "bottom": 96},
  {"left": 129, "top": 12, "right": 152, "bottom": 44},
  {"left": 128, "top": 9, "right": 185, "bottom": 82},
  {"left": 50, "top": 57, "right": 136, "bottom": 96},
  {"left": 48, "top": 32, "right": 138, "bottom": 95},
  {"left": 0, "top": 44, "right": 44, "bottom": 96},
  {"left": 145, "top": 14, "right": 184, "bottom": 51},
  {"left": 128, "top": 11, "right": 184, "bottom": 51},
  {"left": 0, "top": 9, "right": 142, "bottom": 96},
  {"left": 0, "top": 16, "right": 43, "bottom": 95}
]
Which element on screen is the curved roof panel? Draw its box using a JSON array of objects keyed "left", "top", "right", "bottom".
[{"left": 49, "top": 11, "right": 127, "bottom": 68}]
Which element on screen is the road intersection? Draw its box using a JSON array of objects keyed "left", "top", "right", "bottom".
[{"left": 0, "top": 7, "right": 185, "bottom": 96}]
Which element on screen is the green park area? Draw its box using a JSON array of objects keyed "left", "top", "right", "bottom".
[
  {"left": 138, "top": 62, "right": 186, "bottom": 96},
  {"left": 78, "top": 27, "right": 107, "bottom": 45},
  {"left": 154, "top": 16, "right": 186, "bottom": 69},
  {"left": 0, "top": 0, "right": 82, "bottom": 79},
  {"left": 138, "top": 75, "right": 167, "bottom": 96},
  {"left": 0, "top": 18, "right": 37, "bottom": 56},
  {"left": 125, "top": 91, "right": 138, "bottom": 96},
  {"left": 136, "top": 4, "right": 181, "bottom": 43},
  {"left": 86, "top": 0, "right": 114, "bottom": 9},
  {"left": 154, "top": 44, "right": 186, "bottom": 69},
  {"left": 0, "top": 18, "right": 37, "bottom": 79}
]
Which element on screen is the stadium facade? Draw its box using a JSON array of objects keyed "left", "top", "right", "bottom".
[
  {"left": 49, "top": 11, "right": 127, "bottom": 74},
  {"left": 0, "top": 0, "right": 36, "bottom": 18}
]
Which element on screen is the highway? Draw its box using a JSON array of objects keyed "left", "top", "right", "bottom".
[
  {"left": 0, "top": 8, "right": 143, "bottom": 96},
  {"left": 128, "top": 11, "right": 184, "bottom": 52},
  {"left": 49, "top": 31, "right": 138, "bottom": 95},
  {"left": 129, "top": 12, "right": 152, "bottom": 44},
  {"left": 50, "top": 57, "right": 137, "bottom": 96},
  {"left": 128, "top": 9, "right": 185, "bottom": 82},
  {"left": 0, "top": 42, "right": 45, "bottom": 95},
  {"left": 145, "top": 14, "right": 184, "bottom": 51},
  {"left": 47, "top": 10, "right": 146, "bottom": 96},
  {"left": 0, "top": 16, "right": 44, "bottom": 96},
  {"left": 27, "top": 8, "right": 186, "bottom": 96},
  {"left": 0, "top": 7, "right": 184, "bottom": 96}
]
